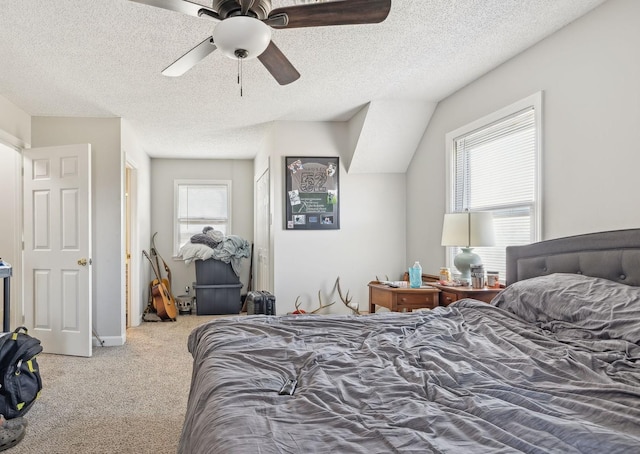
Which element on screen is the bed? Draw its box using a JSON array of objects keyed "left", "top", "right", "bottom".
[{"left": 178, "top": 229, "right": 640, "bottom": 453}]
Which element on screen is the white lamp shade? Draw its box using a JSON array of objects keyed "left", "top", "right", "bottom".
[
  {"left": 212, "top": 16, "right": 272, "bottom": 60},
  {"left": 441, "top": 212, "right": 495, "bottom": 247}
]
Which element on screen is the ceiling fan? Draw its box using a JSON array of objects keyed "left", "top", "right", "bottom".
[{"left": 130, "top": 0, "right": 392, "bottom": 85}]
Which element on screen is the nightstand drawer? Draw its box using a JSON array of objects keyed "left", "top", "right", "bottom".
[
  {"left": 440, "top": 291, "right": 458, "bottom": 306},
  {"left": 370, "top": 289, "right": 394, "bottom": 306},
  {"left": 395, "top": 292, "right": 439, "bottom": 309}
]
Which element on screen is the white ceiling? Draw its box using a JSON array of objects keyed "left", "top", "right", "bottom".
[{"left": 0, "top": 0, "right": 606, "bottom": 160}]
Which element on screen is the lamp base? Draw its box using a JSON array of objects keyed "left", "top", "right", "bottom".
[{"left": 453, "top": 247, "right": 483, "bottom": 285}]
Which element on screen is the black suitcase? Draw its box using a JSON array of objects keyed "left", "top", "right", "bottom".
[{"left": 246, "top": 291, "right": 276, "bottom": 315}]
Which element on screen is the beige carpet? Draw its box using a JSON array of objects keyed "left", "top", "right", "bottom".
[{"left": 13, "top": 314, "right": 221, "bottom": 454}]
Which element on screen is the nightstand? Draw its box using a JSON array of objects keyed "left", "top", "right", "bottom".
[
  {"left": 428, "top": 283, "right": 502, "bottom": 305},
  {"left": 368, "top": 282, "right": 440, "bottom": 313}
]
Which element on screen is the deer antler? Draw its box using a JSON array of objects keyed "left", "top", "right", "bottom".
[
  {"left": 336, "top": 277, "right": 360, "bottom": 315},
  {"left": 293, "top": 296, "right": 306, "bottom": 314},
  {"left": 310, "top": 290, "right": 335, "bottom": 314},
  {"left": 291, "top": 280, "right": 356, "bottom": 315}
]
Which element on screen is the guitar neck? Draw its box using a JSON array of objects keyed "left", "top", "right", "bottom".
[
  {"left": 142, "top": 250, "right": 162, "bottom": 282},
  {"left": 151, "top": 232, "right": 172, "bottom": 284}
]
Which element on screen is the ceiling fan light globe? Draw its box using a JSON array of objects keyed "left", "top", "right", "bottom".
[{"left": 213, "top": 16, "right": 272, "bottom": 60}]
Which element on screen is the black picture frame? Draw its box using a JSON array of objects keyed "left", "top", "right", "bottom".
[{"left": 285, "top": 156, "right": 340, "bottom": 230}]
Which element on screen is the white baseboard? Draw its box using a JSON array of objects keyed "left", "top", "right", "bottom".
[{"left": 92, "top": 334, "right": 124, "bottom": 347}]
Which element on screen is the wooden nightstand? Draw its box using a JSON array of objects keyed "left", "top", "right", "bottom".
[
  {"left": 368, "top": 282, "right": 440, "bottom": 313},
  {"left": 428, "top": 283, "right": 502, "bottom": 305}
]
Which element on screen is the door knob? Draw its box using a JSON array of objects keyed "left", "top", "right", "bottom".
[{"left": 78, "top": 258, "right": 88, "bottom": 266}]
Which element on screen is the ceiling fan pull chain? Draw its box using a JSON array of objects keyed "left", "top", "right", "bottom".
[{"left": 236, "top": 57, "right": 245, "bottom": 97}]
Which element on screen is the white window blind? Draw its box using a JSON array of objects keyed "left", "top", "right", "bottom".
[
  {"left": 174, "top": 180, "right": 231, "bottom": 255},
  {"left": 447, "top": 94, "right": 541, "bottom": 282}
]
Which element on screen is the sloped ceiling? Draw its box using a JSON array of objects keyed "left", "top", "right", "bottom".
[
  {"left": 347, "top": 100, "right": 436, "bottom": 173},
  {"left": 0, "top": 0, "right": 606, "bottom": 170}
]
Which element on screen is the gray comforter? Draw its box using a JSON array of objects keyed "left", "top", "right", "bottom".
[{"left": 179, "top": 274, "right": 640, "bottom": 453}]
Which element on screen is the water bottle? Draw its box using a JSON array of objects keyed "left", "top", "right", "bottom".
[{"left": 409, "top": 261, "right": 422, "bottom": 288}]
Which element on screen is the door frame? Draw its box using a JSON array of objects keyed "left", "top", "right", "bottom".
[{"left": 124, "top": 158, "right": 141, "bottom": 328}]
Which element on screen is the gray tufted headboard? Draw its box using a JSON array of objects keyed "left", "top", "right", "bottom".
[{"left": 506, "top": 228, "right": 640, "bottom": 287}]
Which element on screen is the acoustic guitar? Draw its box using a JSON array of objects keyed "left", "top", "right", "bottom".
[
  {"left": 151, "top": 232, "right": 178, "bottom": 312},
  {"left": 143, "top": 250, "right": 177, "bottom": 321}
]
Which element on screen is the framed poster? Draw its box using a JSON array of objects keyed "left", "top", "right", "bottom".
[{"left": 285, "top": 156, "right": 340, "bottom": 230}]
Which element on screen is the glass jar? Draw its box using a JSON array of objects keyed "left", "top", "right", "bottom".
[{"left": 439, "top": 267, "right": 451, "bottom": 283}]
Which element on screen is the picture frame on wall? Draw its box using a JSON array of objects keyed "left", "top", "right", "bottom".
[{"left": 285, "top": 156, "right": 340, "bottom": 230}]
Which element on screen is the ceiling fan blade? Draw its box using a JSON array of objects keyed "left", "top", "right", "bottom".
[
  {"left": 162, "top": 37, "right": 217, "bottom": 77},
  {"left": 129, "top": 0, "right": 220, "bottom": 20},
  {"left": 265, "top": 0, "right": 391, "bottom": 29},
  {"left": 257, "top": 41, "right": 300, "bottom": 86}
]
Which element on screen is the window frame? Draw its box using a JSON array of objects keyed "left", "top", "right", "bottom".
[
  {"left": 444, "top": 92, "right": 543, "bottom": 279},
  {"left": 173, "top": 179, "right": 232, "bottom": 257}
]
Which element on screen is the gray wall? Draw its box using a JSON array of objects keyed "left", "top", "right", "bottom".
[
  {"left": 0, "top": 95, "right": 30, "bottom": 147},
  {"left": 150, "top": 158, "right": 254, "bottom": 301},
  {"left": 407, "top": 0, "right": 640, "bottom": 275}
]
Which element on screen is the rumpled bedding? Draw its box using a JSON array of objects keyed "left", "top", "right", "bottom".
[
  {"left": 179, "top": 274, "right": 640, "bottom": 453},
  {"left": 190, "top": 226, "right": 225, "bottom": 249},
  {"left": 178, "top": 227, "right": 250, "bottom": 276},
  {"left": 492, "top": 273, "right": 640, "bottom": 349},
  {"left": 177, "top": 242, "right": 215, "bottom": 264}
]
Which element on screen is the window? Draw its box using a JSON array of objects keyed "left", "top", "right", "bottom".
[
  {"left": 174, "top": 180, "right": 231, "bottom": 255},
  {"left": 445, "top": 93, "right": 542, "bottom": 281}
]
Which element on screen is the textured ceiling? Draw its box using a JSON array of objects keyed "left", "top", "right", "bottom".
[{"left": 0, "top": 0, "right": 606, "bottom": 160}]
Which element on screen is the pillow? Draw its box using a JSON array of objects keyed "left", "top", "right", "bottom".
[{"left": 492, "top": 273, "right": 640, "bottom": 344}]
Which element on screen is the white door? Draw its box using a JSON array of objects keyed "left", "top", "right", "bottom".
[
  {"left": 23, "top": 144, "right": 92, "bottom": 357},
  {"left": 255, "top": 167, "right": 271, "bottom": 292}
]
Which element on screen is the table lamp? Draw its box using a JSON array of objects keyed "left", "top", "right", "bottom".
[{"left": 441, "top": 211, "right": 495, "bottom": 284}]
